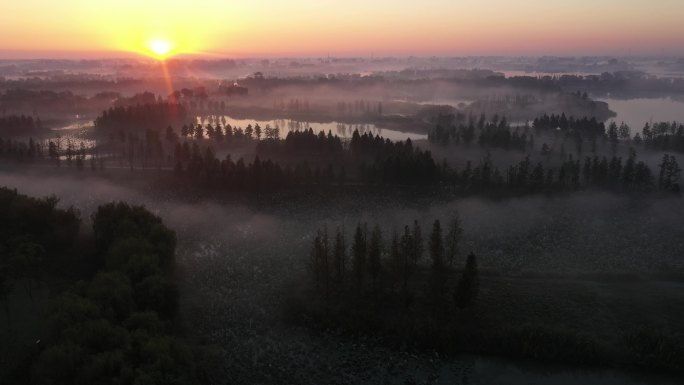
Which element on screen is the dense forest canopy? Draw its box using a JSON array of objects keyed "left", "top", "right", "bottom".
[{"left": 0, "top": 188, "right": 195, "bottom": 384}]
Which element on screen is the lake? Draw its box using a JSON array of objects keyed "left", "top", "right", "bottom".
[{"left": 600, "top": 97, "right": 684, "bottom": 132}]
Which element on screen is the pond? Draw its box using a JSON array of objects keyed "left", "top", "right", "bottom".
[
  {"left": 197, "top": 116, "right": 427, "bottom": 142},
  {"left": 41, "top": 121, "right": 98, "bottom": 153}
]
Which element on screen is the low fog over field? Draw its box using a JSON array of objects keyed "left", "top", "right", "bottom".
[
  {"left": 2, "top": 170, "right": 682, "bottom": 384},
  {"left": 3, "top": 171, "right": 683, "bottom": 274}
]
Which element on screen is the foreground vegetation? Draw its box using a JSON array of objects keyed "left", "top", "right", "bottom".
[
  {"left": 287, "top": 216, "right": 684, "bottom": 375},
  {"left": 0, "top": 188, "right": 196, "bottom": 384}
]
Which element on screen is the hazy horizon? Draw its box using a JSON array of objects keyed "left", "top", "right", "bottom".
[
  {"left": 0, "top": 51, "right": 682, "bottom": 61},
  {"left": 1, "top": 0, "right": 683, "bottom": 59}
]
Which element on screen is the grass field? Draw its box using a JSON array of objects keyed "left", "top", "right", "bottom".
[{"left": 288, "top": 270, "right": 684, "bottom": 373}]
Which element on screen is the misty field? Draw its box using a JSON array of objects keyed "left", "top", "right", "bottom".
[{"left": 2, "top": 170, "right": 683, "bottom": 384}]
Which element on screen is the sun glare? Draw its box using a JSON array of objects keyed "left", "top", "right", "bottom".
[{"left": 148, "top": 39, "right": 172, "bottom": 58}]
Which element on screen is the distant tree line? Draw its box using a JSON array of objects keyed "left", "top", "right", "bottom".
[
  {"left": 638, "top": 121, "right": 684, "bottom": 153},
  {"left": 174, "top": 146, "right": 299, "bottom": 192},
  {"left": 334, "top": 99, "right": 383, "bottom": 116},
  {"left": 533, "top": 115, "right": 684, "bottom": 155},
  {"left": 256, "top": 128, "right": 344, "bottom": 157},
  {"left": 429, "top": 113, "right": 610, "bottom": 152},
  {"left": 533, "top": 113, "right": 606, "bottom": 137},
  {"left": 95, "top": 102, "right": 188, "bottom": 137},
  {"left": 555, "top": 71, "right": 684, "bottom": 98},
  {"left": 431, "top": 111, "right": 684, "bottom": 162},
  {"left": 2, "top": 124, "right": 681, "bottom": 194},
  {"left": 0, "top": 115, "right": 44, "bottom": 136},
  {"left": 429, "top": 114, "right": 533, "bottom": 151},
  {"left": 172, "top": 129, "right": 439, "bottom": 190},
  {"left": 353, "top": 135, "right": 438, "bottom": 185},
  {"left": 179, "top": 121, "right": 281, "bottom": 142},
  {"left": 443, "top": 150, "right": 662, "bottom": 193},
  {"left": 0, "top": 137, "right": 45, "bottom": 163},
  {"left": 0, "top": 89, "right": 90, "bottom": 116}
]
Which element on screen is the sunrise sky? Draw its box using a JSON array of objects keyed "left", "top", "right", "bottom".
[{"left": 0, "top": 0, "right": 682, "bottom": 58}]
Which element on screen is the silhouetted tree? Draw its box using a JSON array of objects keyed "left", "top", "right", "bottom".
[
  {"left": 454, "top": 252, "right": 479, "bottom": 309},
  {"left": 428, "top": 220, "right": 447, "bottom": 305},
  {"left": 411, "top": 220, "right": 423, "bottom": 267},
  {"left": 607, "top": 121, "right": 619, "bottom": 152},
  {"left": 445, "top": 214, "right": 463, "bottom": 267},
  {"left": 310, "top": 230, "right": 324, "bottom": 290},
  {"left": 429, "top": 220, "right": 445, "bottom": 269},
  {"left": 399, "top": 225, "right": 413, "bottom": 293},
  {"left": 0, "top": 268, "right": 11, "bottom": 330},
  {"left": 368, "top": 225, "right": 383, "bottom": 292},
  {"left": 352, "top": 223, "right": 367, "bottom": 291},
  {"left": 659, "top": 154, "right": 681, "bottom": 193},
  {"left": 12, "top": 242, "right": 44, "bottom": 299},
  {"left": 333, "top": 227, "right": 346, "bottom": 287},
  {"left": 389, "top": 229, "right": 402, "bottom": 292}
]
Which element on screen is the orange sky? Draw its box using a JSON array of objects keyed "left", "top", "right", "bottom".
[{"left": 0, "top": 0, "right": 683, "bottom": 58}]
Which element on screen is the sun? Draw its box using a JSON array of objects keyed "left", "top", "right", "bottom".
[{"left": 148, "top": 39, "right": 173, "bottom": 58}]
